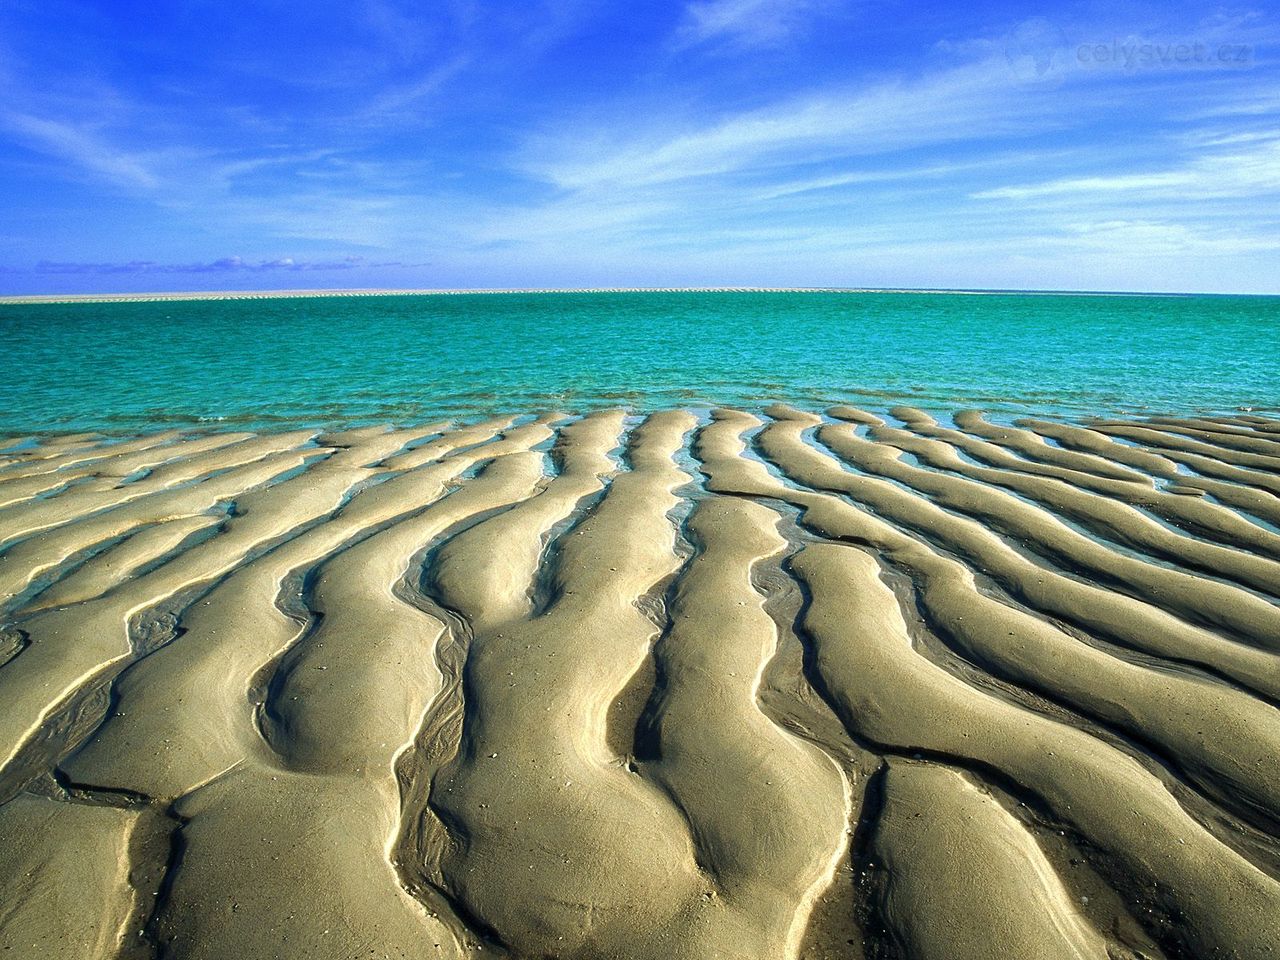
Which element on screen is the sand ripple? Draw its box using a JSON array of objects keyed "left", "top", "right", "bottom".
[{"left": 0, "top": 408, "right": 1278, "bottom": 959}]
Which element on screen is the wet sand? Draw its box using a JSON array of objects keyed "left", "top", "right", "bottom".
[{"left": 0, "top": 406, "right": 1278, "bottom": 959}]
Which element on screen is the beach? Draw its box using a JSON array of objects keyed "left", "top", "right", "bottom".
[
  {"left": 5, "top": 0, "right": 1278, "bottom": 951},
  {"left": 0, "top": 404, "right": 1278, "bottom": 959}
]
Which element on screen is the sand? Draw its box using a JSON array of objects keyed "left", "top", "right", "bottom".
[
  {"left": 0, "top": 288, "right": 895, "bottom": 305},
  {"left": 0, "top": 287, "right": 1191, "bottom": 306},
  {"left": 0, "top": 406, "right": 1277, "bottom": 960}
]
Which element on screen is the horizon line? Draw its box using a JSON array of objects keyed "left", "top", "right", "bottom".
[{"left": 3, "top": 285, "right": 1279, "bottom": 305}]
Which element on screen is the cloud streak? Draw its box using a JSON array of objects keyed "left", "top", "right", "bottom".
[
  {"left": 521, "top": 56, "right": 1079, "bottom": 193},
  {"left": 27, "top": 256, "right": 403, "bottom": 275},
  {"left": 973, "top": 137, "right": 1280, "bottom": 201},
  {"left": 671, "top": 0, "right": 827, "bottom": 50},
  {"left": 0, "top": 110, "right": 162, "bottom": 190}
]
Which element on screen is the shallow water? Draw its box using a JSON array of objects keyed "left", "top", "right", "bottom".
[{"left": 1, "top": 290, "right": 1276, "bottom": 432}]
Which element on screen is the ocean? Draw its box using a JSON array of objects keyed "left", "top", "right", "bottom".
[{"left": 1, "top": 290, "right": 1276, "bottom": 433}]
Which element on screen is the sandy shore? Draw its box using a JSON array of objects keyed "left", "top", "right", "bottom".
[
  {"left": 0, "top": 287, "right": 864, "bottom": 305},
  {"left": 0, "top": 405, "right": 1278, "bottom": 959},
  {"left": 0, "top": 287, "right": 1196, "bottom": 305}
]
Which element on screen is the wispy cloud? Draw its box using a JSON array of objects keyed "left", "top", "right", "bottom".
[
  {"left": 975, "top": 172, "right": 1198, "bottom": 201},
  {"left": 523, "top": 57, "right": 1060, "bottom": 192},
  {"left": 973, "top": 136, "right": 1280, "bottom": 201},
  {"left": 357, "top": 55, "right": 473, "bottom": 122},
  {"left": 28, "top": 256, "right": 395, "bottom": 275},
  {"left": 749, "top": 153, "right": 1055, "bottom": 202},
  {"left": 671, "top": 0, "right": 828, "bottom": 50},
  {"left": 1051, "top": 219, "right": 1280, "bottom": 255},
  {"left": 0, "top": 110, "right": 162, "bottom": 190}
]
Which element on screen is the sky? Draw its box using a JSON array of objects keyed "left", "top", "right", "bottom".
[{"left": 0, "top": 0, "right": 1277, "bottom": 294}]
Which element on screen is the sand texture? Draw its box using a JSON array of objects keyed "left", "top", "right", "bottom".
[{"left": 0, "top": 407, "right": 1278, "bottom": 959}]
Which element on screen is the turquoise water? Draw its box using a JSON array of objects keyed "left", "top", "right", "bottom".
[{"left": 1, "top": 291, "right": 1276, "bottom": 433}]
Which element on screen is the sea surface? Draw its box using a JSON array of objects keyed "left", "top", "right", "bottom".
[{"left": 1, "top": 291, "right": 1276, "bottom": 433}]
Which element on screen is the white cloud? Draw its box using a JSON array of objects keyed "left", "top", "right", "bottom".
[
  {"left": 671, "top": 0, "right": 826, "bottom": 50},
  {"left": 750, "top": 154, "right": 1054, "bottom": 201},
  {"left": 972, "top": 136, "right": 1280, "bottom": 202},
  {"left": 359, "top": 55, "right": 472, "bottom": 121},
  {"left": 0, "top": 110, "right": 161, "bottom": 190},
  {"left": 523, "top": 57, "right": 1058, "bottom": 192},
  {"left": 974, "top": 172, "right": 1196, "bottom": 200},
  {"left": 1052, "top": 219, "right": 1280, "bottom": 256}
]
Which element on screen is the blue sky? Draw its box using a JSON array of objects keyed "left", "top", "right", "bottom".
[{"left": 0, "top": 0, "right": 1276, "bottom": 294}]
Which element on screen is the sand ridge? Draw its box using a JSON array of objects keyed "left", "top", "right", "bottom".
[{"left": 0, "top": 407, "right": 1278, "bottom": 959}]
